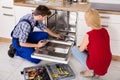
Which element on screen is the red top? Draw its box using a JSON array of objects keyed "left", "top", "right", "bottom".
[{"left": 87, "top": 28, "right": 112, "bottom": 75}]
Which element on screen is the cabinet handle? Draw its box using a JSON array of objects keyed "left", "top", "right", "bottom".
[
  {"left": 3, "top": 13, "right": 14, "bottom": 17},
  {"left": 100, "top": 16, "right": 110, "bottom": 19},
  {"left": 31, "top": 10, "right": 34, "bottom": 12},
  {"left": 101, "top": 25, "right": 108, "bottom": 27},
  {"left": 2, "top": 6, "right": 13, "bottom": 9}
]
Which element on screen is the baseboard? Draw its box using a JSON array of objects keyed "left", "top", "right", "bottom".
[
  {"left": 112, "top": 55, "right": 120, "bottom": 61},
  {"left": 0, "top": 37, "right": 11, "bottom": 43}
]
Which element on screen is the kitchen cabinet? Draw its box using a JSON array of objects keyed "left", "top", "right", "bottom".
[
  {"left": 14, "top": 6, "right": 48, "bottom": 31},
  {"left": 14, "top": 6, "right": 35, "bottom": 24},
  {"left": 76, "top": 12, "right": 120, "bottom": 56},
  {"left": 100, "top": 13, "right": 120, "bottom": 56},
  {"left": 89, "top": 0, "right": 120, "bottom": 4},
  {"left": 76, "top": 12, "right": 91, "bottom": 46},
  {"left": 0, "top": 0, "right": 15, "bottom": 38}
]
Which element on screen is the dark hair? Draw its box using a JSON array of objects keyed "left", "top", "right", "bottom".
[{"left": 33, "top": 5, "right": 51, "bottom": 16}]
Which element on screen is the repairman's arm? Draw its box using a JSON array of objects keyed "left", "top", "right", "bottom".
[
  {"left": 44, "top": 28, "right": 62, "bottom": 39},
  {"left": 20, "top": 40, "right": 46, "bottom": 48}
]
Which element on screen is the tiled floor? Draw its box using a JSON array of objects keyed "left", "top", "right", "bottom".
[{"left": 0, "top": 42, "right": 120, "bottom": 80}]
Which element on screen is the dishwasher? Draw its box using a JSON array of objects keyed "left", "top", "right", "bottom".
[{"left": 31, "top": 10, "right": 77, "bottom": 64}]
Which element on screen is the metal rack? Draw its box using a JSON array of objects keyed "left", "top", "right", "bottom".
[{"left": 46, "top": 10, "right": 77, "bottom": 44}]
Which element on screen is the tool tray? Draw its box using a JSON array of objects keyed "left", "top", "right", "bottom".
[{"left": 22, "top": 63, "right": 75, "bottom": 80}]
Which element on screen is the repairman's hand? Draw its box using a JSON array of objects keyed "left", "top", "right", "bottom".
[
  {"left": 56, "top": 34, "right": 64, "bottom": 39},
  {"left": 37, "top": 40, "right": 47, "bottom": 48}
]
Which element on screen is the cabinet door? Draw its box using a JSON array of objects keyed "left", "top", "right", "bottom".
[
  {"left": 14, "top": 6, "right": 35, "bottom": 23},
  {"left": 100, "top": 13, "right": 120, "bottom": 56},
  {"left": 110, "top": 40, "right": 120, "bottom": 56},
  {"left": 0, "top": 0, "right": 14, "bottom": 7},
  {"left": 0, "top": 0, "right": 15, "bottom": 38},
  {"left": 102, "top": 22, "right": 120, "bottom": 56},
  {"left": 0, "top": 13, "right": 15, "bottom": 38},
  {"left": 102, "top": 23, "right": 120, "bottom": 40},
  {"left": 100, "top": 13, "right": 120, "bottom": 24},
  {"left": 76, "top": 12, "right": 90, "bottom": 46}
]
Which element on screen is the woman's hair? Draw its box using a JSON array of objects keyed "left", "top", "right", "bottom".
[
  {"left": 85, "top": 9, "right": 101, "bottom": 28},
  {"left": 33, "top": 5, "right": 51, "bottom": 16}
]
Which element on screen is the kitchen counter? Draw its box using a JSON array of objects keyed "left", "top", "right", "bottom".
[
  {"left": 14, "top": 0, "right": 120, "bottom": 14},
  {"left": 14, "top": 1, "right": 90, "bottom": 12}
]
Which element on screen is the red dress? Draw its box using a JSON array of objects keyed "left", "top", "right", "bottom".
[{"left": 86, "top": 28, "right": 112, "bottom": 75}]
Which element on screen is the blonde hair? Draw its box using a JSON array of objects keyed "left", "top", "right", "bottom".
[{"left": 85, "top": 9, "right": 101, "bottom": 28}]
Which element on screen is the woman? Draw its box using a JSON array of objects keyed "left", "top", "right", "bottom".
[{"left": 71, "top": 9, "right": 112, "bottom": 77}]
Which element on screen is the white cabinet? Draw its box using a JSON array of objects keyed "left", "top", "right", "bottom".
[
  {"left": 14, "top": 6, "right": 35, "bottom": 24},
  {"left": 89, "top": 0, "right": 120, "bottom": 4},
  {"left": 0, "top": 0, "right": 15, "bottom": 38},
  {"left": 100, "top": 13, "right": 120, "bottom": 56},
  {"left": 0, "top": 0, "right": 14, "bottom": 7},
  {"left": 76, "top": 12, "right": 90, "bottom": 46},
  {"left": 76, "top": 12, "right": 120, "bottom": 56}
]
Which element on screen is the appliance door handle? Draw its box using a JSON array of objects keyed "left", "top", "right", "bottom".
[{"left": 101, "top": 25, "right": 108, "bottom": 27}]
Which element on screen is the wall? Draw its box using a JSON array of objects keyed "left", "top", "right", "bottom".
[{"left": 89, "top": 0, "right": 120, "bottom": 4}]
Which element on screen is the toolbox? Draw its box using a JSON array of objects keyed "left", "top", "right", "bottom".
[{"left": 22, "top": 63, "right": 75, "bottom": 80}]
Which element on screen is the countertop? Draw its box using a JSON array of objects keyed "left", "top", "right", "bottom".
[
  {"left": 14, "top": 1, "right": 120, "bottom": 14},
  {"left": 14, "top": 1, "right": 90, "bottom": 12}
]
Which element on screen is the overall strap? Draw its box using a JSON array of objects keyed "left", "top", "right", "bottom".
[{"left": 11, "top": 19, "right": 33, "bottom": 37}]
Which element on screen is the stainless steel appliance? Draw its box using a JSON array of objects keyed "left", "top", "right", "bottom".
[
  {"left": 32, "top": 10, "right": 77, "bottom": 64},
  {"left": 46, "top": 10, "right": 76, "bottom": 43}
]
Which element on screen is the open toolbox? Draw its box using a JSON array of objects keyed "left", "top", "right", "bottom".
[{"left": 22, "top": 63, "right": 75, "bottom": 80}]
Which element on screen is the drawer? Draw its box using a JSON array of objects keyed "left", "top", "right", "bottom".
[
  {"left": 0, "top": 15, "right": 15, "bottom": 38},
  {"left": 14, "top": 6, "right": 35, "bottom": 23},
  {"left": 102, "top": 22, "right": 120, "bottom": 40},
  {"left": 1, "top": 7, "right": 14, "bottom": 15},
  {"left": 0, "top": 0, "right": 14, "bottom": 7},
  {"left": 100, "top": 13, "right": 120, "bottom": 24}
]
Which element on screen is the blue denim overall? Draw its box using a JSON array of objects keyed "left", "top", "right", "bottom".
[{"left": 11, "top": 19, "right": 48, "bottom": 63}]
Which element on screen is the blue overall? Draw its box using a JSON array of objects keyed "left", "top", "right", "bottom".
[{"left": 11, "top": 19, "right": 48, "bottom": 64}]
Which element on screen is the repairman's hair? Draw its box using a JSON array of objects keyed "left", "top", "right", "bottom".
[{"left": 33, "top": 5, "right": 51, "bottom": 16}]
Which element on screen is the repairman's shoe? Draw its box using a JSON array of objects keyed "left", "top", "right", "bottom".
[{"left": 8, "top": 44, "right": 16, "bottom": 58}]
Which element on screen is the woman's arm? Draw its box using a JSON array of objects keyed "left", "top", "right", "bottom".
[{"left": 79, "top": 34, "right": 89, "bottom": 52}]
